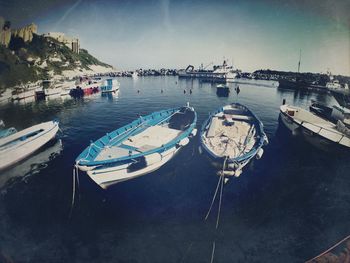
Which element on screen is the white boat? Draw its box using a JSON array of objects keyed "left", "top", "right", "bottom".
[
  {"left": 200, "top": 103, "right": 268, "bottom": 177},
  {"left": 100, "top": 79, "right": 120, "bottom": 93},
  {"left": 280, "top": 104, "right": 350, "bottom": 152},
  {"left": 75, "top": 104, "right": 197, "bottom": 189},
  {"left": 0, "top": 120, "right": 59, "bottom": 171},
  {"left": 326, "top": 79, "right": 342, "bottom": 90}
]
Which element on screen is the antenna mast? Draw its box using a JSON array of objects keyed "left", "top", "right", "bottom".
[{"left": 297, "top": 49, "right": 301, "bottom": 73}]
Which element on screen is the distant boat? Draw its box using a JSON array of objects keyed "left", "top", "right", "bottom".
[
  {"left": 0, "top": 120, "right": 59, "bottom": 171},
  {"left": 216, "top": 84, "right": 230, "bottom": 97},
  {"left": 178, "top": 60, "right": 239, "bottom": 83},
  {"left": 75, "top": 104, "right": 197, "bottom": 189},
  {"left": 280, "top": 104, "right": 350, "bottom": 152},
  {"left": 200, "top": 103, "right": 268, "bottom": 177},
  {"left": 100, "top": 79, "right": 120, "bottom": 93}
]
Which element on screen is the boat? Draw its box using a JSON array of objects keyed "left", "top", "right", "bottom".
[
  {"left": 279, "top": 104, "right": 350, "bottom": 152},
  {"left": 0, "top": 120, "right": 59, "bottom": 171},
  {"left": 178, "top": 60, "right": 239, "bottom": 83},
  {"left": 216, "top": 84, "right": 230, "bottom": 97},
  {"left": 0, "top": 120, "right": 17, "bottom": 139},
  {"left": 75, "top": 104, "right": 197, "bottom": 189},
  {"left": 100, "top": 79, "right": 120, "bottom": 93},
  {"left": 69, "top": 77, "right": 102, "bottom": 97},
  {"left": 200, "top": 103, "right": 268, "bottom": 177}
]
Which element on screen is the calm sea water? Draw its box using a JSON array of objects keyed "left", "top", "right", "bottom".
[{"left": 0, "top": 76, "right": 349, "bottom": 262}]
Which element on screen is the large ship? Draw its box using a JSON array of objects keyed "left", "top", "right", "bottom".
[{"left": 178, "top": 60, "right": 239, "bottom": 82}]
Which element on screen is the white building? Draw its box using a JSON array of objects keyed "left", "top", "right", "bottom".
[{"left": 44, "top": 32, "right": 80, "bottom": 54}]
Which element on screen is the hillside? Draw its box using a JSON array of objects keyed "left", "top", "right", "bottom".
[{"left": 0, "top": 34, "right": 113, "bottom": 91}]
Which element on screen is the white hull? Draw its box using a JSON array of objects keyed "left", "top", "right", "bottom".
[
  {"left": 82, "top": 146, "right": 180, "bottom": 189},
  {"left": 0, "top": 121, "right": 59, "bottom": 170}
]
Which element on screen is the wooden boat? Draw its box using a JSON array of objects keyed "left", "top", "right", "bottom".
[
  {"left": 200, "top": 103, "right": 268, "bottom": 177},
  {"left": 75, "top": 104, "right": 197, "bottom": 189},
  {"left": 0, "top": 120, "right": 59, "bottom": 171},
  {"left": 280, "top": 104, "right": 350, "bottom": 151}
]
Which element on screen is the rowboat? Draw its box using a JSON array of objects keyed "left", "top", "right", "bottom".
[
  {"left": 0, "top": 120, "right": 59, "bottom": 171},
  {"left": 200, "top": 103, "right": 268, "bottom": 177},
  {"left": 280, "top": 104, "right": 350, "bottom": 152},
  {"left": 75, "top": 104, "right": 197, "bottom": 189}
]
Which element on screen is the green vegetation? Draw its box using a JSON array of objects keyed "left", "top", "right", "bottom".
[{"left": 0, "top": 34, "right": 112, "bottom": 92}]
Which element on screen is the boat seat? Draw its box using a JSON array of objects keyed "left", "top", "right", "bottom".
[
  {"left": 225, "top": 114, "right": 252, "bottom": 121},
  {"left": 207, "top": 117, "right": 220, "bottom": 138}
]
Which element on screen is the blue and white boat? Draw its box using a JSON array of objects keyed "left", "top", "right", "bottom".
[
  {"left": 100, "top": 79, "right": 120, "bottom": 93},
  {"left": 75, "top": 104, "right": 197, "bottom": 189},
  {"left": 200, "top": 103, "right": 268, "bottom": 177},
  {"left": 0, "top": 120, "right": 59, "bottom": 171}
]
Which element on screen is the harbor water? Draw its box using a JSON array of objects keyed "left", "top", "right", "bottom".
[{"left": 0, "top": 76, "right": 349, "bottom": 262}]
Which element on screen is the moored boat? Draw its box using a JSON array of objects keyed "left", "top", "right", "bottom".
[
  {"left": 75, "top": 104, "right": 197, "bottom": 189},
  {"left": 100, "top": 79, "right": 120, "bottom": 93},
  {"left": 0, "top": 120, "right": 59, "bottom": 171},
  {"left": 280, "top": 104, "right": 350, "bottom": 152},
  {"left": 216, "top": 84, "right": 230, "bottom": 97},
  {"left": 200, "top": 103, "right": 268, "bottom": 177}
]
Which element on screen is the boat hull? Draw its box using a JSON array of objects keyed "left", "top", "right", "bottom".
[{"left": 84, "top": 146, "right": 181, "bottom": 189}]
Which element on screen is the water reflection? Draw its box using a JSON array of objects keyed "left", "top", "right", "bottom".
[{"left": 0, "top": 139, "right": 63, "bottom": 190}]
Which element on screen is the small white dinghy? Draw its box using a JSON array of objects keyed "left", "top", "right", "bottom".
[
  {"left": 280, "top": 104, "right": 350, "bottom": 152},
  {"left": 200, "top": 103, "right": 268, "bottom": 177},
  {"left": 75, "top": 104, "right": 197, "bottom": 189},
  {"left": 0, "top": 120, "right": 59, "bottom": 171}
]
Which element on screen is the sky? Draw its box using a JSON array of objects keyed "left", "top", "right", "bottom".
[{"left": 1, "top": 0, "right": 349, "bottom": 75}]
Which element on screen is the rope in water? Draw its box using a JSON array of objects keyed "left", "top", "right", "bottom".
[
  {"left": 305, "top": 234, "right": 350, "bottom": 262},
  {"left": 68, "top": 167, "right": 76, "bottom": 219}
]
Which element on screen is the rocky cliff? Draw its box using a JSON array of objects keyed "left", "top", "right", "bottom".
[{"left": 0, "top": 33, "right": 113, "bottom": 91}]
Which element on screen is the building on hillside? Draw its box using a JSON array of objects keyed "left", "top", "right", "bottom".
[{"left": 43, "top": 32, "right": 80, "bottom": 54}]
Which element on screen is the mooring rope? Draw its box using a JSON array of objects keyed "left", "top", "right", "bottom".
[
  {"left": 210, "top": 241, "right": 216, "bottom": 263},
  {"left": 205, "top": 174, "right": 223, "bottom": 221},
  {"left": 69, "top": 167, "right": 76, "bottom": 219},
  {"left": 305, "top": 234, "right": 350, "bottom": 262}
]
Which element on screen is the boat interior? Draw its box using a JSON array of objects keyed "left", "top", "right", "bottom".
[
  {"left": 94, "top": 107, "right": 195, "bottom": 162},
  {"left": 203, "top": 105, "right": 257, "bottom": 159}
]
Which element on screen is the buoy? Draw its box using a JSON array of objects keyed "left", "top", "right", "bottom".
[
  {"left": 263, "top": 135, "right": 269, "bottom": 145},
  {"left": 191, "top": 128, "right": 197, "bottom": 137},
  {"left": 256, "top": 148, "right": 264, "bottom": 159}
]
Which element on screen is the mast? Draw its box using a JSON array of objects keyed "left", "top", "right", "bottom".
[{"left": 297, "top": 49, "right": 301, "bottom": 73}]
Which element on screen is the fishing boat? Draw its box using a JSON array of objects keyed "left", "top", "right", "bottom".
[
  {"left": 216, "top": 84, "right": 230, "bottom": 97},
  {"left": 0, "top": 120, "right": 59, "bottom": 171},
  {"left": 75, "top": 104, "right": 197, "bottom": 189},
  {"left": 100, "top": 79, "right": 120, "bottom": 93},
  {"left": 200, "top": 103, "right": 268, "bottom": 177},
  {"left": 280, "top": 104, "right": 350, "bottom": 152}
]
